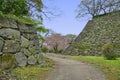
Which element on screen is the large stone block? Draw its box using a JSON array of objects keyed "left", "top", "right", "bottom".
[
  {"left": 3, "top": 40, "right": 20, "bottom": 53},
  {"left": 29, "top": 34, "right": 38, "bottom": 40},
  {"left": 18, "top": 23, "right": 37, "bottom": 33},
  {"left": 28, "top": 55, "right": 37, "bottom": 65},
  {"left": 15, "top": 52, "right": 27, "bottom": 67},
  {"left": 21, "top": 36, "right": 30, "bottom": 48},
  {"left": 34, "top": 54, "right": 44, "bottom": 64},
  {"left": 29, "top": 45, "right": 40, "bottom": 54},
  {"left": 0, "top": 16, "right": 17, "bottom": 28},
  {"left": 22, "top": 33, "right": 39, "bottom": 41},
  {"left": 0, "top": 29, "right": 20, "bottom": 40},
  {"left": 0, "top": 37, "right": 4, "bottom": 52},
  {"left": 21, "top": 48, "right": 32, "bottom": 57},
  {"left": 0, "top": 52, "right": 3, "bottom": 55},
  {"left": 22, "top": 33, "right": 30, "bottom": 40},
  {"left": 29, "top": 40, "right": 40, "bottom": 47}
]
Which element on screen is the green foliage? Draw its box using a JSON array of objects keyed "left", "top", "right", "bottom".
[
  {"left": 102, "top": 42, "right": 117, "bottom": 60},
  {"left": 0, "top": 0, "right": 43, "bottom": 25},
  {"left": 41, "top": 46, "right": 49, "bottom": 53},
  {"left": 7, "top": 14, "right": 37, "bottom": 25},
  {"left": 37, "top": 26, "right": 49, "bottom": 42},
  {"left": 28, "top": 0, "right": 43, "bottom": 12},
  {"left": 37, "top": 26, "right": 48, "bottom": 33},
  {"left": 49, "top": 49, "right": 54, "bottom": 53},
  {"left": 0, "top": 0, "right": 28, "bottom": 16}
]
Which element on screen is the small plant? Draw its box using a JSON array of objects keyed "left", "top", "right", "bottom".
[
  {"left": 102, "top": 42, "right": 117, "bottom": 60},
  {"left": 41, "top": 46, "right": 49, "bottom": 53}
]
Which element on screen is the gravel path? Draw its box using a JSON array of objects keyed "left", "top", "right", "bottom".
[{"left": 45, "top": 54, "right": 106, "bottom": 80}]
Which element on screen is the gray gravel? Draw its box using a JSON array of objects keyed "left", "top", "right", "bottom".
[{"left": 45, "top": 54, "right": 106, "bottom": 80}]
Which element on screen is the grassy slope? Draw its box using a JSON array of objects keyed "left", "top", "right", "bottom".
[
  {"left": 69, "top": 56, "right": 120, "bottom": 80},
  {"left": 12, "top": 58, "right": 53, "bottom": 80}
]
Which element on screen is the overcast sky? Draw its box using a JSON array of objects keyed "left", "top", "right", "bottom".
[{"left": 43, "top": 0, "right": 89, "bottom": 35}]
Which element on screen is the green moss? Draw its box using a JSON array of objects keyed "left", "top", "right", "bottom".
[
  {"left": 1, "top": 54, "right": 17, "bottom": 70},
  {"left": 0, "top": 11, "right": 37, "bottom": 25}
]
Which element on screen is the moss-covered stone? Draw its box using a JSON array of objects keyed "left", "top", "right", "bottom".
[
  {"left": 35, "top": 54, "right": 44, "bottom": 64},
  {"left": 0, "top": 16, "right": 18, "bottom": 29},
  {"left": 0, "top": 37, "right": 4, "bottom": 52},
  {"left": 21, "top": 48, "right": 32, "bottom": 57},
  {"left": 0, "top": 15, "right": 43, "bottom": 67},
  {"left": 0, "top": 54, "right": 16, "bottom": 70},
  {"left": 15, "top": 52, "right": 27, "bottom": 67},
  {"left": 0, "top": 29, "right": 20, "bottom": 40},
  {"left": 21, "top": 36, "right": 30, "bottom": 48},
  {"left": 28, "top": 55, "right": 37, "bottom": 65},
  {"left": 3, "top": 40, "right": 20, "bottom": 53}
]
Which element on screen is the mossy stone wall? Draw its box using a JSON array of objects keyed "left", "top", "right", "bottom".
[
  {"left": 0, "top": 15, "right": 44, "bottom": 69},
  {"left": 64, "top": 12, "right": 120, "bottom": 56}
]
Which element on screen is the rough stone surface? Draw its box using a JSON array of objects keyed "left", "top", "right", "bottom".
[
  {"left": 0, "top": 16, "right": 17, "bottom": 28},
  {"left": 21, "top": 36, "right": 30, "bottom": 48},
  {"left": 29, "top": 34, "right": 38, "bottom": 40},
  {"left": 0, "top": 52, "right": 3, "bottom": 55},
  {"left": 0, "top": 37, "right": 4, "bottom": 51},
  {"left": 35, "top": 54, "right": 44, "bottom": 64},
  {"left": 29, "top": 45, "right": 39, "bottom": 54},
  {"left": 64, "top": 12, "right": 120, "bottom": 56},
  {"left": 0, "top": 29, "right": 20, "bottom": 40},
  {"left": 22, "top": 33, "right": 38, "bottom": 40},
  {"left": 18, "top": 23, "right": 37, "bottom": 33},
  {"left": 3, "top": 40, "right": 20, "bottom": 53},
  {"left": 30, "top": 40, "right": 39, "bottom": 47},
  {"left": 22, "top": 33, "right": 30, "bottom": 40},
  {"left": 0, "top": 15, "right": 44, "bottom": 67},
  {"left": 28, "top": 55, "right": 37, "bottom": 65},
  {"left": 21, "top": 48, "right": 32, "bottom": 57},
  {"left": 15, "top": 52, "right": 27, "bottom": 67}
]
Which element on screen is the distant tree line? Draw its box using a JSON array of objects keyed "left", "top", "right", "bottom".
[{"left": 42, "top": 31, "right": 77, "bottom": 53}]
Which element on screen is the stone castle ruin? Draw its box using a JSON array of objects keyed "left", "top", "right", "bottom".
[
  {"left": 0, "top": 15, "right": 44, "bottom": 69},
  {"left": 64, "top": 12, "right": 120, "bottom": 56}
]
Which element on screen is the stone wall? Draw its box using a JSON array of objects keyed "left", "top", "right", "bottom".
[
  {"left": 64, "top": 12, "right": 120, "bottom": 56},
  {"left": 0, "top": 16, "right": 43, "bottom": 68}
]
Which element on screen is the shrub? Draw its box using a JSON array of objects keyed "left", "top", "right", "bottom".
[
  {"left": 41, "top": 46, "right": 49, "bottom": 53},
  {"left": 102, "top": 42, "right": 117, "bottom": 60}
]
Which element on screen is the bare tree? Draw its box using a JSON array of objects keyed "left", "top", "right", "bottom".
[{"left": 76, "top": 0, "right": 120, "bottom": 18}]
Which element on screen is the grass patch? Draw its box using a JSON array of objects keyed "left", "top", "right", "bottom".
[
  {"left": 69, "top": 56, "right": 120, "bottom": 80},
  {"left": 0, "top": 11, "right": 37, "bottom": 25},
  {"left": 12, "top": 58, "right": 53, "bottom": 80}
]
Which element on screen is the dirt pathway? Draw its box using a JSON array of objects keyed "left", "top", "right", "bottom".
[{"left": 45, "top": 54, "right": 106, "bottom": 80}]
